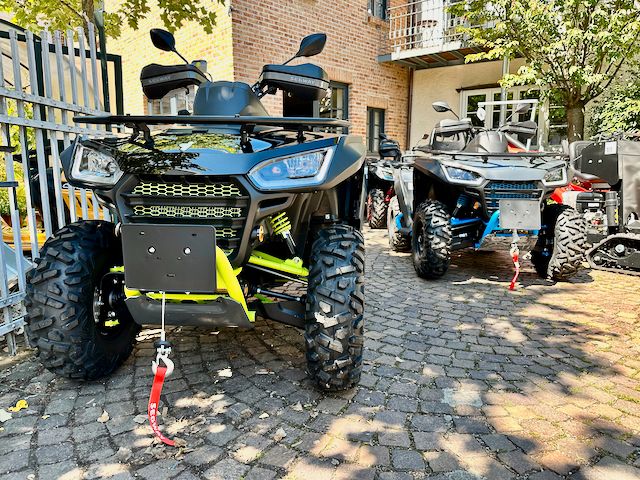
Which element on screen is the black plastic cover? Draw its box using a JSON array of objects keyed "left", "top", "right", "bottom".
[
  {"left": 193, "top": 81, "right": 269, "bottom": 116},
  {"left": 140, "top": 63, "right": 206, "bottom": 100},
  {"left": 260, "top": 63, "right": 329, "bottom": 100},
  {"left": 463, "top": 131, "right": 508, "bottom": 154}
]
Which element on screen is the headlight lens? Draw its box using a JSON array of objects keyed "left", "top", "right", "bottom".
[
  {"left": 248, "top": 148, "right": 334, "bottom": 190},
  {"left": 542, "top": 166, "right": 567, "bottom": 186},
  {"left": 71, "top": 144, "right": 123, "bottom": 187},
  {"left": 444, "top": 166, "right": 484, "bottom": 186}
]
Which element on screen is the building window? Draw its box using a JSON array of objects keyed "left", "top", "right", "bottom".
[
  {"left": 148, "top": 86, "right": 196, "bottom": 115},
  {"left": 317, "top": 82, "right": 349, "bottom": 133},
  {"left": 367, "top": 107, "right": 385, "bottom": 153},
  {"left": 460, "top": 86, "right": 568, "bottom": 147},
  {"left": 368, "top": 0, "right": 387, "bottom": 19}
]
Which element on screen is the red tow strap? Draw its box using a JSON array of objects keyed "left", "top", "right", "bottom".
[
  {"left": 509, "top": 249, "right": 520, "bottom": 291},
  {"left": 148, "top": 365, "right": 175, "bottom": 447}
]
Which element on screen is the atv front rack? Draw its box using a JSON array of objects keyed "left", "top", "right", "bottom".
[{"left": 74, "top": 114, "right": 351, "bottom": 148}]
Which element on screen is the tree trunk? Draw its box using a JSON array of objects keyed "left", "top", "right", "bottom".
[
  {"left": 566, "top": 101, "right": 585, "bottom": 142},
  {"left": 81, "top": 0, "right": 95, "bottom": 36}
]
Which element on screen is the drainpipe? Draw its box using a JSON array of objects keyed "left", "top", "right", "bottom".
[
  {"left": 95, "top": 0, "right": 110, "bottom": 112},
  {"left": 499, "top": 56, "right": 509, "bottom": 125},
  {"left": 405, "top": 67, "right": 414, "bottom": 150}
]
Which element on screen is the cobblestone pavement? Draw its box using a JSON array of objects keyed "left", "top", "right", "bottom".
[{"left": 2, "top": 227, "right": 640, "bottom": 480}]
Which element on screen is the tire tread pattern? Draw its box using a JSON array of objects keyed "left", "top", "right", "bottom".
[
  {"left": 25, "top": 221, "right": 138, "bottom": 380},
  {"left": 412, "top": 200, "right": 452, "bottom": 279},
  {"left": 367, "top": 189, "right": 387, "bottom": 229},
  {"left": 305, "top": 225, "right": 365, "bottom": 391},
  {"left": 532, "top": 204, "right": 587, "bottom": 281}
]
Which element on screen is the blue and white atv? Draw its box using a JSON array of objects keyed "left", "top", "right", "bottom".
[{"left": 389, "top": 100, "right": 587, "bottom": 282}]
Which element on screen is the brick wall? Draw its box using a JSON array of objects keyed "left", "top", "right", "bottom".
[
  {"left": 231, "top": 0, "right": 410, "bottom": 149},
  {"left": 106, "top": 0, "right": 234, "bottom": 114},
  {"left": 106, "top": 0, "right": 410, "bottom": 148}
]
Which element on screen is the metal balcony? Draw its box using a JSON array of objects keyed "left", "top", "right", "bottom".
[{"left": 379, "top": 0, "right": 485, "bottom": 69}]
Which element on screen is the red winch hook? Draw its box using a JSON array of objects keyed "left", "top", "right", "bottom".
[{"left": 147, "top": 292, "right": 176, "bottom": 447}]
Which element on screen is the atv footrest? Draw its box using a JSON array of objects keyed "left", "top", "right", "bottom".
[
  {"left": 255, "top": 300, "right": 305, "bottom": 329},
  {"left": 125, "top": 296, "right": 254, "bottom": 328}
]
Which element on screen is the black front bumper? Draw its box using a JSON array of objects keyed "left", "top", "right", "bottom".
[{"left": 125, "top": 296, "right": 254, "bottom": 328}]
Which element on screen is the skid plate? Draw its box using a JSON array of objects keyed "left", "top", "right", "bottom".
[
  {"left": 121, "top": 224, "right": 216, "bottom": 294},
  {"left": 499, "top": 199, "right": 541, "bottom": 230}
]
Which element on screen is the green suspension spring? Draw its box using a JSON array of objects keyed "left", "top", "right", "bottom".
[{"left": 270, "top": 212, "right": 296, "bottom": 254}]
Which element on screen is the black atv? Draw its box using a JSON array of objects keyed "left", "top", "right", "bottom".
[
  {"left": 390, "top": 100, "right": 587, "bottom": 281},
  {"left": 25, "top": 30, "right": 366, "bottom": 391},
  {"left": 365, "top": 133, "right": 401, "bottom": 229}
]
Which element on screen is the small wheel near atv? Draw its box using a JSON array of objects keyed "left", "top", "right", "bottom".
[
  {"left": 412, "top": 200, "right": 452, "bottom": 279},
  {"left": 26, "top": 221, "right": 138, "bottom": 380},
  {"left": 366, "top": 188, "right": 387, "bottom": 229},
  {"left": 305, "top": 225, "right": 365, "bottom": 391},
  {"left": 387, "top": 196, "right": 410, "bottom": 252},
  {"left": 531, "top": 204, "right": 587, "bottom": 281}
]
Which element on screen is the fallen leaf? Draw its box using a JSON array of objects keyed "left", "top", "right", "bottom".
[
  {"left": 97, "top": 410, "right": 110, "bottom": 423},
  {"left": 0, "top": 409, "right": 12, "bottom": 423},
  {"left": 133, "top": 414, "right": 147, "bottom": 424},
  {"left": 173, "top": 437, "right": 187, "bottom": 448},
  {"left": 217, "top": 368, "right": 232, "bottom": 378},
  {"left": 8, "top": 399, "right": 28, "bottom": 412},
  {"left": 395, "top": 356, "right": 404, "bottom": 363},
  {"left": 273, "top": 427, "right": 287, "bottom": 442},
  {"left": 41, "top": 415, "right": 50, "bottom": 420},
  {"left": 259, "top": 412, "right": 269, "bottom": 419},
  {"left": 116, "top": 446, "right": 132, "bottom": 462},
  {"left": 162, "top": 406, "right": 168, "bottom": 417},
  {"left": 290, "top": 402, "right": 303, "bottom": 412}
]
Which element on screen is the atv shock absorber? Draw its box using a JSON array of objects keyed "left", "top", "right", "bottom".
[{"left": 270, "top": 212, "right": 296, "bottom": 255}]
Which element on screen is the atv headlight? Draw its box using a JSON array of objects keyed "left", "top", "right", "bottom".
[
  {"left": 542, "top": 166, "right": 567, "bottom": 186},
  {"left": 248, "top": 148, "right": 334, "bottom": 190},
  {"left": 71, "top": 144, "right": 123, "bottom": 188},
  {"left": 443, "top": 166, "right": 484, "bottom": 186}
]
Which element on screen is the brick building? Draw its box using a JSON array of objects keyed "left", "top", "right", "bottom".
[{"left": 107, "top": 0, "right": 411, "bottom": 151}]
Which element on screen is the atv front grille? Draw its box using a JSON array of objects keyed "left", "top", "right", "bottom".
[
  {"left": 132, "top": 205, "right": 243, "bottom": 219},
  {"left": 122, "top": 176, "right": 249, "bottom": 254},
  {"left": 132, "top": 181, "right": 243, "bottom": 198},
  {"left": 483, "top": 181, "right": 543, "bottom": 215}
]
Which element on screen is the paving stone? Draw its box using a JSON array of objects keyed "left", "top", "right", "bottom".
[
  {"left": 203, "top": 458, "right": 249, "bottom": 480},
  {"left": 391, "top": 448, "right": 426, "bottom": 470}
]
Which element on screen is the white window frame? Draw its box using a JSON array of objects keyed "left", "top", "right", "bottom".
[{"left": 460, "top": 86, "right": 566, "bottom": 148}]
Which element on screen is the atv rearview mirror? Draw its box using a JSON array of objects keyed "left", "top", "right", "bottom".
[
  {"left": 150, "top": 28, "right": 191, "bottom": 65},
  {"left": 150, "top": 29, "right": 176, "bottom": 52},
  {"left": 432, "top": 101, "right": 452, "bottom": 113},
  {"left": 476, "top": 107, "right": 486, "bottom": 122},
  {"left": 296, "top": 33, "right": 327, "bottom": 58},
  {"left": 514, "top": 102, "right": 531, "bottom": 115}
]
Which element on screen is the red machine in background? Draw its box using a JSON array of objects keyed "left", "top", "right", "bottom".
[{"left": 557, "top": 136, "right": 640, "bottom": 275}]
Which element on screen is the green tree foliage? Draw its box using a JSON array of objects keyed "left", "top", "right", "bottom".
[
  {"left": 450, "top": 0, "right": 640, "bottom": 141},
  {"left": 1, "top": 0, "right": 224, "bottom": 38},
  {"left": 590, "top": 78, "right": 640, "bottom": 135}
]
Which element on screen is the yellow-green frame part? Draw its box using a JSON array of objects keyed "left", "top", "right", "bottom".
[
  {"left": 248, "top": 251, "right": 309, "bottom": 277},
  {"left": 116, "top": 246, "right": 255, "bottom": 322}
]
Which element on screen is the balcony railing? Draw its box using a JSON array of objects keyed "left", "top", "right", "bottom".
[{"left": 387, "top": 0, "right": 466, "bottom": 55}]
